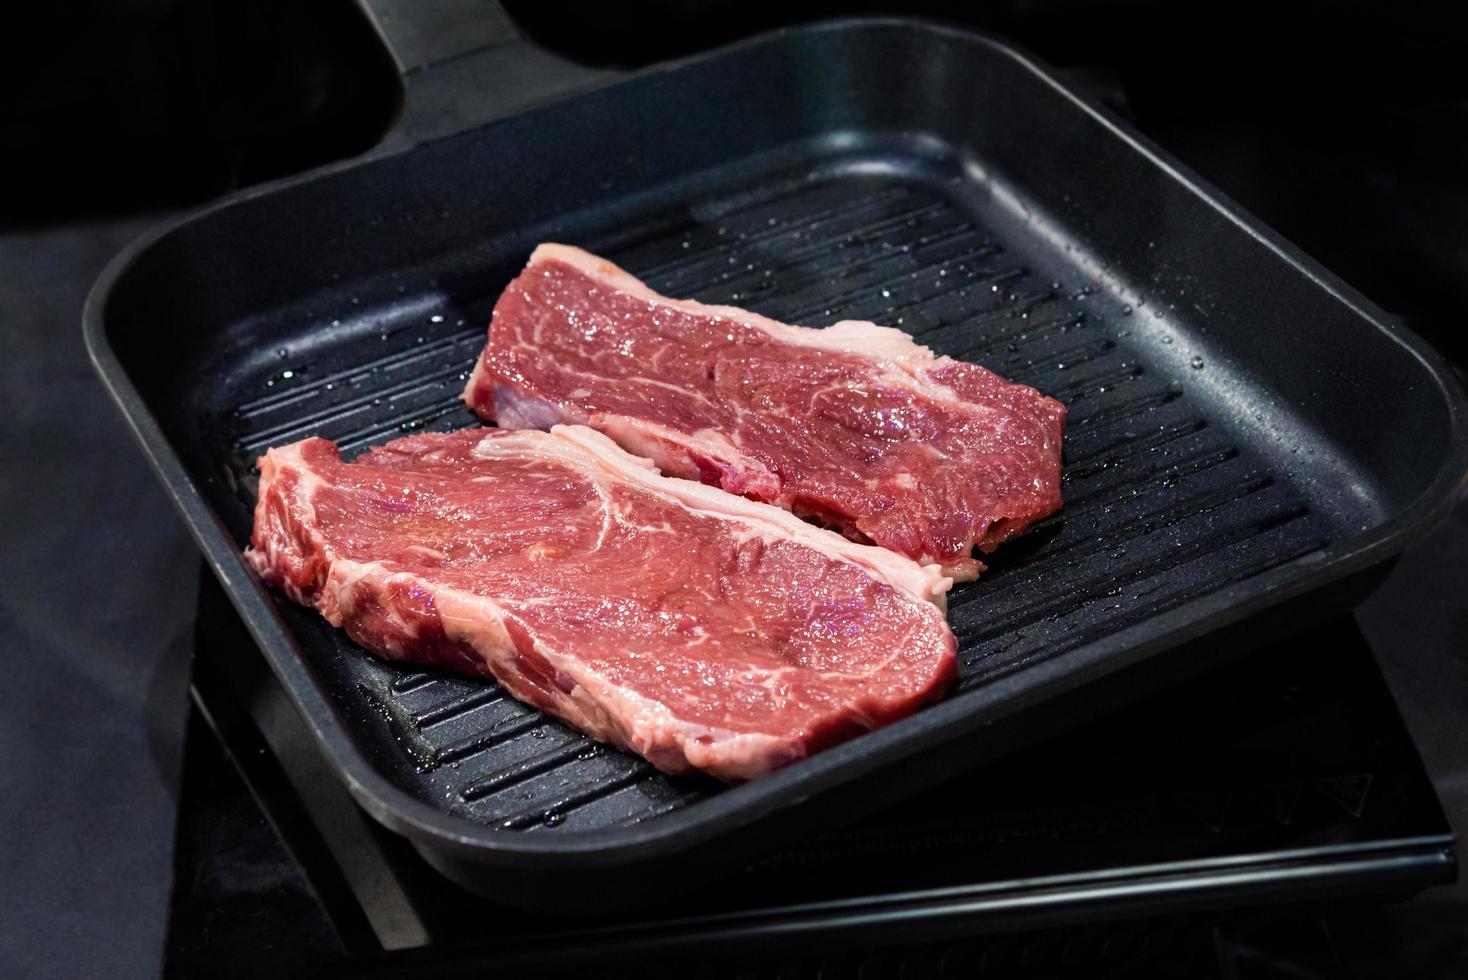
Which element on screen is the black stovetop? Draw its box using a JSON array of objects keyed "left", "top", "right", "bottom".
[{"left": 168, "top": 570, "right": 1454, "bottom": 978}]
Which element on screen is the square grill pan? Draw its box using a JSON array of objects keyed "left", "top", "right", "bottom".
[{"left": 86, "top": 19, "right": 1468, "bottom": 908}]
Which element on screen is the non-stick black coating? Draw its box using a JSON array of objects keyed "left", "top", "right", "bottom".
[{"left": 86, "top": 19, "right": 1468, "bottom": 907}]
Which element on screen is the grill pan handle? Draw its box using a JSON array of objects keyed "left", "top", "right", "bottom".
[{"left": 360, "top": 0, "right": 621, "bottom": 147}]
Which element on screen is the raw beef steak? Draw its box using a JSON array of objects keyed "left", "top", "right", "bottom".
[
  {"left": 246, "top": 425, "right": 957, "bottom": 782},
  {"left": 465, "top": 244, "right": 1066, "bottom": 579}
]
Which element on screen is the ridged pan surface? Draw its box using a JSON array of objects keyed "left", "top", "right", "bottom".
[{"left": 217, "top": 165, "right": 1334, "bottom": 832}]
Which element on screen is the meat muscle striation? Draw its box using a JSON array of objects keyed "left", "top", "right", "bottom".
[
  {"left": 464, "top": 244, "right": 1066, "bottom": 579},
  {"left": 246, "top": 425, "right": 957, "bottom": 782}
]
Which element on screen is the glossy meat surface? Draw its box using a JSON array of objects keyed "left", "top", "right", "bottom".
[
  {"left": 246, "top": 425, "right": 957, "bottom": 781},
  {"left": 465, "top": 244, "right": 1066, "bottom": 579}
]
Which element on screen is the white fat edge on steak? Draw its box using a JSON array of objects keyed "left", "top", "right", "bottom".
[
  {"left": 534, "top": 424, "right": 954, "bottom": 610},
  {"left": 485, "top": 381, "right": 780, "bottom": 493},
  {"left": 245, "top": 441, "right": 334, "bottom": 607},
  {"left": 593, "top": 415, "right": 782, "bottom": 497}
]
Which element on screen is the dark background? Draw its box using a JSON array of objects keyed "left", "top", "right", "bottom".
[{"left": 4, "top": 1, "right": 1467, "bottom": 976}]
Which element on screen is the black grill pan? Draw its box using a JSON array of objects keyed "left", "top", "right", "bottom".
[{"left": 86, "top": 17, "right": 1468, "bottom": 908}]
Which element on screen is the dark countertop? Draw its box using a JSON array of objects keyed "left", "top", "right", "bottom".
[{"left": 0, "top": 220, "right": 199, "bottom": 979}]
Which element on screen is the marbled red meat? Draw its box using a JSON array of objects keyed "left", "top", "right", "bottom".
[
  {"left": 464, "top": 244, "right": 1066, "bottom": 580},
  {"left": 246, "top": 425, "right": 956, "bottom": 782}
]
